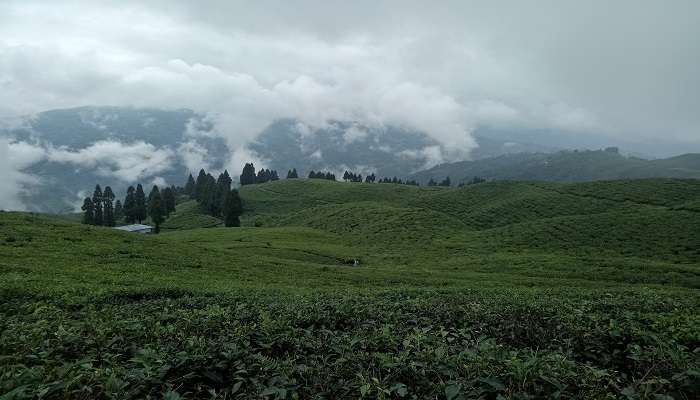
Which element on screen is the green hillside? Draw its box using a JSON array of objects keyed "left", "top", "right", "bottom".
[
  {"left": 2, "top": 178, "right": 699, "bottom": 399},
  {"left": 410, "top": 149, "right": 700, "bottom": 184}
]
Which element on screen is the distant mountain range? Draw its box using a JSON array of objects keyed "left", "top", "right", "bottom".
[
  {"left": 1, "top": 106, "right": 698, "bottom": 212},
  {"left": 410, "top": 149, "right": 700, "bottom": 184}
]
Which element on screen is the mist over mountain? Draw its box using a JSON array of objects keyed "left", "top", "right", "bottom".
[{"left": 0, "top": 106, "right": 559, "bottom": 212}]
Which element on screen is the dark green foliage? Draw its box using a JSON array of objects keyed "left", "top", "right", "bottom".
[
  {"left": 184, "top": 173, "right": 196, "bottom": 196},
  {"left": 308, "top": 170, "right": 336, "bottom": 180},
  {"left": 286, "top": 168, "right": 298, "bottom": 179},
  {"left": 81, "top": 197, "right": 94, "bottom": 224},
  {"left": 240, "top": 163, "right": 256, "bottom": 186},
  {"left": 223, "top": 189, "right": 243, "bottom": 227},
  {"left": 123, "top": 186, "right": 136, "bottom": 224},
  {"left": 102, "top": 186, "right": 116, "bottom": 227},
  {"left": 161, "top": 187, "right": 176, "bottom": 217},
  {"left": 148, "top": 186, "right": 164, "bottom": 233},
  {"left": 92, "top": 184, "right": 103, "bottom": 225},
  {"left": 256, "top": 168, "right": 279, "bottom": 183},
  {"left": 439, "top": 176, "right": 451, "bottom": 186},
  {"left": 134, "top": 184, "right": 147, "bottom": 223},
  {"left": 114, "top": 200, "right": 124, "bottom": 222},
  {"left": 343, "top": 171, "right": 364, "bottom": 182},
  {"left": 428, "top": 178, "right": 437, "bottom": 186},
  {"left": 194, "top": 169, "right": 208, "bottom": 201}
]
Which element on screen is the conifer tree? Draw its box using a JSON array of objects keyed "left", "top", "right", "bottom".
[
  {"left": 195, "top": 169, "right": 208, "bottom": 200},
  {"left": 440, "top": 176, "right": 451, "bottom": 187},
  {"left": 162, "top": 187, "right": 176, "bottom": 216},
  {"left": 428, "top": 178, "right": 437, "bottom": 186},
  {"left": 124, "top": 186, "right": 136, "bottom": 223},
  {"left": 114, "top": 199, "right": 124, "bottom": 222},
  {"left": 135, "top": 184, "right": 147, "bottom": 223},
  {"left": 103, "top": 186, "right": 116, "bottom": 227},
  {"left": 184, "top": 173, "right": 196, "bottom": 196},
  {"left": 240, "top": 163, "right": 256, "bottom": 185},
  {"left": 148, "top": 186, "right": 164, "bottom": 233},
  {"left": 223, "top": 189, "right": 243, "bottom": 227},
  {"left": 81, "top": 197, "right": 94, "bottom": 225},
  {"left": 92, "top": 185, "right": 103, "bottom": 226}
]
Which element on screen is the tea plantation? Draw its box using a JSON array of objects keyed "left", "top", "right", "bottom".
[{"left": 1, "top": 178, "right": 699, "bottom": 399}]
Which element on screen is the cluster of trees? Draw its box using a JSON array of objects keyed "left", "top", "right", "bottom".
[
  {"left": 341, "top": 170, "right": 419, "bottom": 185},
  {"left": 427, "top": 177, "right": 452, "bottom": 187},
  {"left": 286, "top": 169, "right": 299, "bottom": 179},
  {"left": 239, "top": 163, "right": 279, "bottom": 185},
  {"left": 81, "top": 185, "right": 119, "bottom": 226},
  {"left": 308, "top": 170, "right": 336, "bottom": 180},
  {"left": 342, "top": 171, "right": 364, "bottom": 182},
  {"left": 82, "top": 183, "right": 177, "bottom": 233},
  {"left": 459, "top": 176, "right": 487, "bottom": 186},
  {"left": 377, "top": 176, "right": 419, "bottom": 186},
  {"left": 184, "top": 169, "right": 242, "bottom": 226}
]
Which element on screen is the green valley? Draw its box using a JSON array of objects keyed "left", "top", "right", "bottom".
[{"left": 1, "top": 178, "right": 699, "bottom": 399}]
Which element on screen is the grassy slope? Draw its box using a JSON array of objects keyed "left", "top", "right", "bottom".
[
  {"left": 1, "top": 178, "right": 700, "bottom": 398},
  {"left": 409, "top": 150, "right": 700, "bottom": 184}
]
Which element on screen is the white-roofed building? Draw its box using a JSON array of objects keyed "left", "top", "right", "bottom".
[{"left": 114, "top": 224, "right": 153, "bottom": 234}]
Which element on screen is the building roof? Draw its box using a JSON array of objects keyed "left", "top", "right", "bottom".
[{"left": 114, "top": 224, "right": 153, "bottom": 232}]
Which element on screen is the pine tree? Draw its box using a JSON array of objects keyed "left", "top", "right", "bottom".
[
  {"left": 148, "top": 186, "right": 164, "bottom": 234},
  {"left": 114, "top": 200, "right": 124, "bottom": 222},
  {"left": 194, "top": 169, "right": 207, "bottom": 200},
  {"left": 308, "top": 170, "right": 316, "bottom": 179},
  {"left": 124, "top": 186, "right": 136, "bottom": 223},
  {"left": 103, "top": 186, "right": 116, "bottom": 227},
  {"left": 440, "top": 176, "right": 451, "bottom": 187},
  {"left": 81, "top": 197, "right": 94, "bottom": 225},
  {"left": 162, "top": 187, "right": 176, "bottom": 216},
  {"left": 184, "top": 174, "right": 196, "bottom": 196},
  {"left": 135, "top": 184, "right": 147, "bottom": 223},
  {"left": 92, "top": 185, "right": 103, "bottom": 226},
  {"left": 223, "top": 189, "right": 243, "bottom": 227},
  {"left": 428, "top": 178, "right": 437, "bottom": 187},
  {"left": 240, "top": 163, "right": 256, "bottom": 185},
  {"left": 286, "top": 168, "right": 298, "bottom": 179}
]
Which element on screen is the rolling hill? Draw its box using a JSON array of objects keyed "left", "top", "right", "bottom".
[
  {"left": 1, "top": 178, "right": 699, "bottom": 398},
  {"left": 410, "top": 148, "right": 700, "bottom": 184}
]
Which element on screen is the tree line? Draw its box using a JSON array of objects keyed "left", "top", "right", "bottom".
[
  {"left": 184, "top": 169, "right": 243, "bottom": 227},
  {"left": 82, "top": 183, "right": 176, "bottom": 233},
  {"left": 239, "top": 163, "right": 280, "bottom": 185}
]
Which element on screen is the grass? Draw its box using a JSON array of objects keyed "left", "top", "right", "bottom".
[{"left": 1, "top": 178, "right": 699, "bottom": 399}]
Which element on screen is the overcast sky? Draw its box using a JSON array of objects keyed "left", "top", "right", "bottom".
[{"left": 1, "top": 0, "right": 698, "bottom": 149}]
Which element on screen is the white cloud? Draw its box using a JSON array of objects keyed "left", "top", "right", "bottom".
[
  {"left": 48, "top": 140, "right": 175, "bottom": 182},
  {"left": 0, "top": 138, "right": 45, "bottom": 210},
  {"left": 343, "top": 125, "right": 369, "bottom": 144},
  {"left": 177, "top": 140, "right": 211, "bottom": 173}
]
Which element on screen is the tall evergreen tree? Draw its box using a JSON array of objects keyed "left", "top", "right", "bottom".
[
  {"left": 124, "top": 186, "right": 136, "bottom": 223},
  {"left": 439, "top": 176, "right": 451, "bottom": 187},
  {"left": 102, "top": 186, "right": 116, "bottom": 227},
  {"left": 162, "top": 187, "right": 176, "bottom": 216},
  {"left": 184, "top": 173, "right": 196, "bottom": 196},
  {"left": 134, "top": 184, "right": 147, "bottom": 223},
  {"left": 194, "top": 169, "right": 208, "bottom": 200},
  {"left": 92, "top": 185, "right": 103, "bottom": 226},
  {"left": 223, "top": 189, "right": 243, "bottom": 227},
  {"left": 114, "top": 199, "right": 124, "bottom": 222},
  {"left": 148, "top": 186, "right": 164, "bottom": 234},
  {"left": 240, "top": 163, "right": 256, "bottom": 185},
  {"left": 286, "top": 168, "right": 298, "bottom": 179},
  {"left": 81, "top": 197, "right": 94, "bottom": 225}
]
